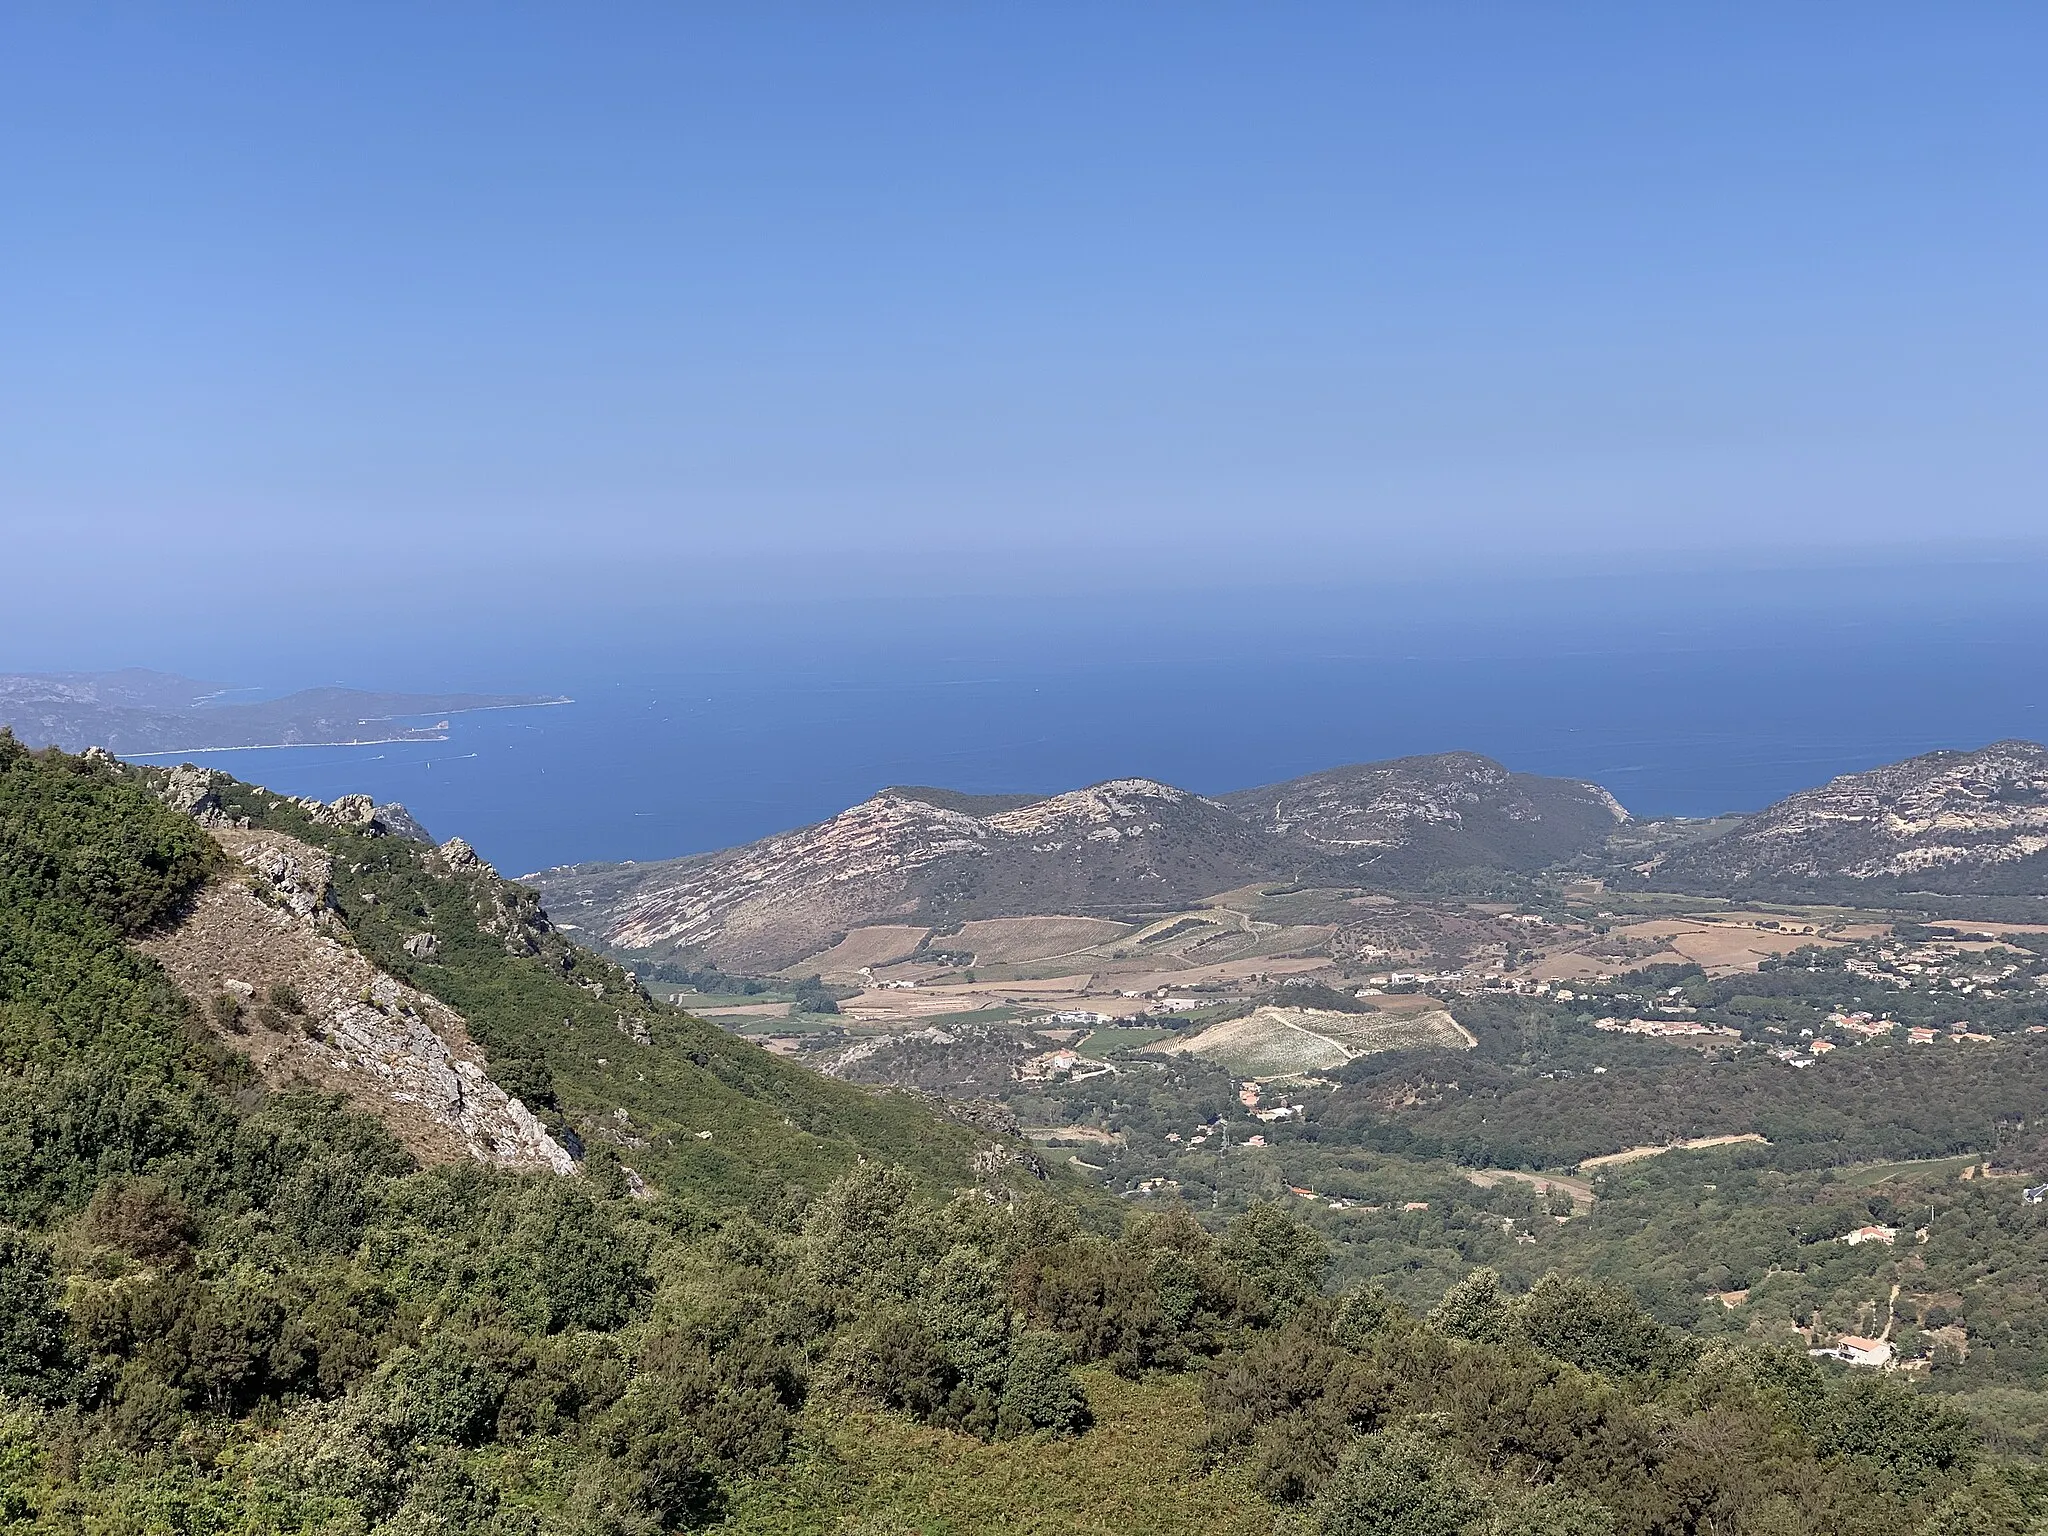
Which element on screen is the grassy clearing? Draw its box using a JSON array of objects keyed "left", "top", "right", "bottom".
[
  {"left": 713, "top": 1370, "right": 1271, "bottom": 1536},
  {"left": 665, "top": 990, "right": 797, "bottom": 1009},
  {"left": 1081, "top": 1025, "right": 1175, "bottom": 1054},
  {"left": 915, "top": 1005, "right": 1031, "bottom": 1027},
  {"left": 1834, "top": 1152, "right": 1984, "bottom": 1188},
  {"left": 723, "top": 1015, "right": 843, "bottom": 1036}
]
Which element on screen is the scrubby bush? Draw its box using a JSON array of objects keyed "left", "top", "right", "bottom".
[
  {"left": 78, "top": 1177, "right": 196, "bottom": 1267},
  {"left": 1297, "top": 1428, "right": 1482, "bottom": 1536},
  {"left": 0, "top": 1232, "right": 74, "bottom": 1403},
  {"left": 995, "top": 1332, "right": 1090, "bottom": 1438}
]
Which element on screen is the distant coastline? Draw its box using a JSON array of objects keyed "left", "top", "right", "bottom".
[{"left": 124, "top": 696, "right": 574, "bottom": 758}]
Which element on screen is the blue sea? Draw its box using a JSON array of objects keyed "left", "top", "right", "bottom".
[{"left": 162, "top": 560, "right": 2048, "bottom": 878}]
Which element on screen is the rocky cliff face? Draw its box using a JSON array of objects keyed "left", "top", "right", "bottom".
[
  {"left": 136, "top": 820, "right": 576, "bottom": 1174},
  {"left": 529, "top": 756, "right": 1632, "bottom": 970},
  {"left": 1653, "top": 740, "right": 2048, "bottom": 894}
]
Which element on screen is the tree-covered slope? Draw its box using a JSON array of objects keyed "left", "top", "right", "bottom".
[{"left": 3, "top": 733, "right": 2043, "bottom": 1535}]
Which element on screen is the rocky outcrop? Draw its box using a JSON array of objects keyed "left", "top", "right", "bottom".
[
  {"left": 1655, "top": 740, "right": 2048, "bottom": 894},
  {"left": 294, "top": 792, "right": 433, "bottom": 843},
  {"left": 158, "top": 763, "right": 227, "bottom": 822},
  {"left": 432, "top": 836, "right": 557, "bottom": 957},
  {"left": 236, "top": 834, "right": 335, "bottom": 919},
  {"left": 143, "top": 770, "right": 430, "bottom": 846},
  {"left": 137, "top": 825, "right": 575, "bottom": 1175}
]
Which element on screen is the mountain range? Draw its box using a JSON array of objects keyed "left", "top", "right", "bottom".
[
  {"left": 530, "top": 741, "right": 2048, "bottom": 971},
  {"left": 527, "top": 752, "right": 1631, "bottom": 970}
]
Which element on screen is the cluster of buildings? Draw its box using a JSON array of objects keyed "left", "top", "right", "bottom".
[
  {"left": 1036, "top": 1008, "right": 1111, "bottom": 1027},
  {"left": 1900, "top": 1023, "right": 1996, "bottom": 1045},
  {"left": 1593, "top": 1016, "right": 1742, "bottom": 1041}
]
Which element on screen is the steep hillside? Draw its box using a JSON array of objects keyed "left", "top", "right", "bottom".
[
  {"left": 533, "top": 779, "right": 1285, "bottom": 971},
  {"left": 1653, "top": 740, "right": 2048, "bottom": 896},
  {"left": 1221, "top": 751, "right": 1628, "bottom": 884},
  {"left": 135, "top": 821, "right": 574, "bottom": 1173},
  {"left": 147, "top": 764, "right": 1008, "bottom": 1206}
]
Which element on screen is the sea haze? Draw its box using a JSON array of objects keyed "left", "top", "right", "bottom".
[{"left": 137, "top": 560, "right": 2048, "bottom": 879}]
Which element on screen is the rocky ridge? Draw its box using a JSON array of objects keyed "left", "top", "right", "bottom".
[
  {"left": 536, "top": 778, "right": 1277, "bottom": 972},
  {"left": 1653, "top": 740, "right": 2048, "bottom": 894},
  {"left": 530, "top": 755, "right": 1631, "bottom": 970},
  {"left": 136, "top": 806, "right": 575, "bottom": 1174}
]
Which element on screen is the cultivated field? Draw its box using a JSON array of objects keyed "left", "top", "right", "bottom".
[
  {"left": 1151, "top": 1005, "right": 1473, "bottom": 1078},
  {"left": 1606, "top": 918, "right": 1852, "bottom": 974},
  {"left": 952, "top": 915, "right": 1132, "bottom": 964},
  {"left": 796, "top": 925, "right": 930, "bottom": 977}
]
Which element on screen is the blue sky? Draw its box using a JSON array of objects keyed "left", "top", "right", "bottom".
[{"left": 4, "top": 5, "right": 2045, "bottom": 670}]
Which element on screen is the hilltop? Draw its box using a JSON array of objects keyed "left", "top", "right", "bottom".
[
  {"left": 535, "top": 779, "right": 1280, "bottom": 972},
  {"left": 1221, "top": 750, "right": 1629, "bottom": 886},
  {"left": 530, "top": 754, "right": 1630, "bottom": 971}
]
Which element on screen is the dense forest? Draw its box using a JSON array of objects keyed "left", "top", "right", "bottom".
[{"left": 3, "top": 734, "right": 2047, "bottom": 1533}]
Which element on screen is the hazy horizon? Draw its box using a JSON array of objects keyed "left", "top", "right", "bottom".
[
  {"left": 6, "top": 5, "right": 2047, "bottom": 651},
  {"left": 12, "top": 552, "right": 2042, "bottom": 877},
  {"left": 6, "top": 7, "right": 2046, "bottom": 869}
]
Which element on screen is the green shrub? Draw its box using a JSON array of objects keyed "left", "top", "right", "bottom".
[
  {"left": 78, "top": 1177, "right": 196, "bottom": 1266},
  {"left": 0, "top": 1231, "right": 74, "bottom": 1403},
  {"left": 1299, "top": 1428, "right": 1482, "bottom": 1536},
  {"left": 996, "top": 1332, "right": 1090, "bottom": 1438},
  {"left": 1428, "top": 1267, "right": 1512, "bottom": 1345},
  {"left": 1513, "top": 1272, "right": 1685, "bottom": 1380}
]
